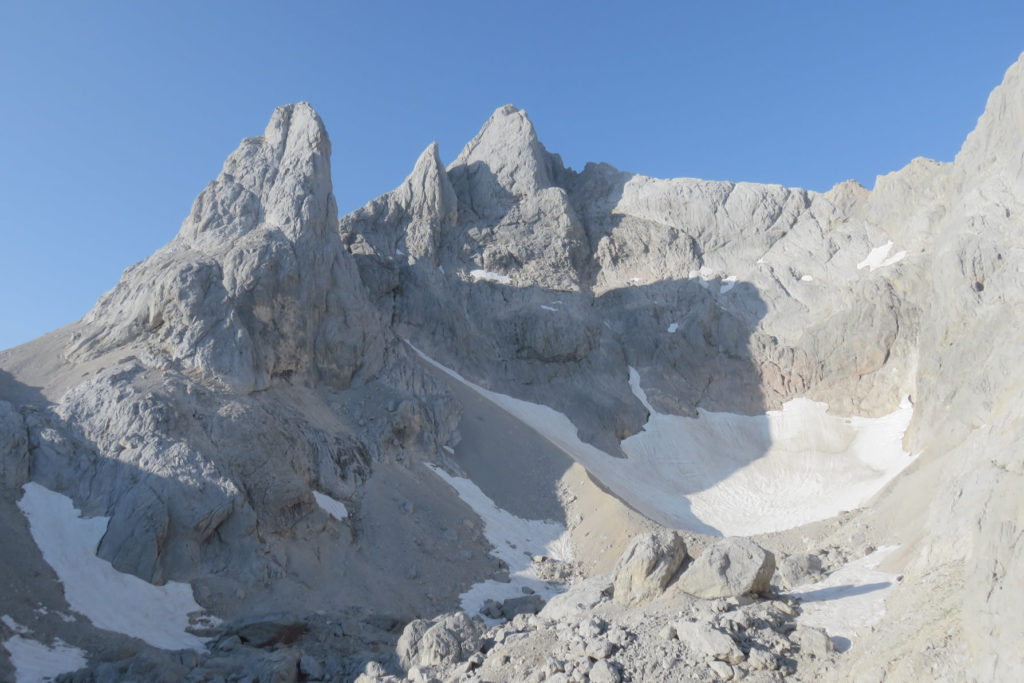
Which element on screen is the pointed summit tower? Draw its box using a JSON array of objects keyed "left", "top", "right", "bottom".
[
  {"left": 67, "top": 103, "right": 386, "bottom": 392},
  {"left": 447, "top": 105, "right": 567, "bottom": 220}
]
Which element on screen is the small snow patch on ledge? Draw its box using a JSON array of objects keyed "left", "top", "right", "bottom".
[
  {"left": 313, "top": 491, "right": 349, "bottom": 520},
  {"left": 857, "top": 241, "right": 906, "bottom": 271},
  {"left": 470, "top": 269, "right": 512, "bottom": 285}
]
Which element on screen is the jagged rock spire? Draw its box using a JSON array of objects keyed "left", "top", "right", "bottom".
[
  {"left": 67, "top": 103, "right": 385, "bottom": 392},
  {"left": 447, "top": 105, "right": 566, "bottom": 220}
]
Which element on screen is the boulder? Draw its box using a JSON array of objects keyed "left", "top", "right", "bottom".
[
  {"left": 500, "top": 594, "right": 544, "bottom": 619},
  {"left": 674, "top": 620, "right": 745, "bottom": 664},
  {"left": 396, "top": 612, "right": 485, "bottom": 670},
  {"left": 611, "top": 530, "right": 688, "bottom": 605},
  {"left": 588, "top": 660, "right": 621, "bottom": 683},
  {"left": 676, "top": 537, "right": 775, "bottom": 599},
  {"left": 776, "top": 552, "right": 824, "bottom": 589},
  {"left": 794, "top": 625, "right": 836, "bottom": 659},
  {"left": 540, "top": 575, "right": 612, "bottom": 620}
]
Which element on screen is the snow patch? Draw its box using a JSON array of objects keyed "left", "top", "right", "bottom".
[
  {"left": 540, "top": 305, "right": 559, "bottom": 312},
  {"left": 2, "top": 615, "right": 29, "bottom": 634},
  {"left": 2, "top": 631, "right": 87, "bottom": 683},
  {"left": 801, "top": 275, "right": 814, "bottom": 282},
  {"left": 790, "top": 546, "right": 900, "bottom": 651},
  {"left": 17, "top": 483, "right": 210, "bottom": 651},
  {"left": 719, "top": 275, "right": 737, "bottom": 293},
  {"left": 667, "top": 322, "right": 679, "bottom": 334},
  {"left": 470, "top": 269, "right": 512, "bottom": 285},
  {"left": 425, "top": 465, "right": 571, "bottom": 623},
  {"left": 313, "top": 491, "right": 348, "bottom": 520},
  {"left": 857, "top": 241, "right": 907, "bottom": 271},
  {"left": 409, "top": 344, "right": 917, "bottom": 536}
]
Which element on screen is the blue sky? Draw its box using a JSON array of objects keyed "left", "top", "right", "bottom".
[{"left": 1, "top": 1, "right": 1023, "bottom": 350}]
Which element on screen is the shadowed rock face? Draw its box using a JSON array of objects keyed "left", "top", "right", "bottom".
[{"left": 1, "top": 54, "right": 1024, "bottom": 683}]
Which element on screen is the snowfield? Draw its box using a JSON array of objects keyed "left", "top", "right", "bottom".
[
  {"left": 2, "top": 618, "right": 87, "bottom": 683},
  {"left": 17, "top": 483, "right": 211, "bottom": 651},
  {"left": 411, "top": 345, "right": 916, "bottom": 536}
]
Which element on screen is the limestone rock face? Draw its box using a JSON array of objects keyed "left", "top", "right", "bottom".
[
  {"left": 611, "top": 531, "right": 688, "bottom": 606},
  {"left": 675, "top": 538, "right": 775, "bottom": 599},
  {"left": 0, "top": 401, "right": 30, "bottom": 491},
  {"left": 68, "top": 103, "right": 386, "bottom": 393}
]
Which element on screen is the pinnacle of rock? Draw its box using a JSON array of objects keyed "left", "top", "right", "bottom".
[{"left": 447, "top": 104, "right": 565, "bottom": 218}]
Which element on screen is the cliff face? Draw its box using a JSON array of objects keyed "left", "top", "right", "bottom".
[{"left": 2, "top": 55, "right": 1023, "bottom": 683}]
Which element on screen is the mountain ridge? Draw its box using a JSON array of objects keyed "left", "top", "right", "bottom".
[{"left": 1, "top": 53, "right": 1023, "bottom": 683}]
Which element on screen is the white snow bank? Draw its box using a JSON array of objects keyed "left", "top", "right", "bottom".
[
  {"left": 790, "top": 546, "right": 900, "bottom": 651},
  {"left": 667, "top": 322, "right": 679, "bottom": 333},
  {"left": 410, "top": 344, "right": 916, "bottom": 536},
  {"left": 17, "top": 483, "right": 209, "bottom": 651},
  {"left": 2, "top": 625, "right": 87, "bottom": 683},
  {"left": 857, "top": 241, "right": 906, "bottom": 271},
  {"left": 801, "top": 275, "right": 814, "bottom": 282},
  {"left": 313, "top": 491, "right": 348, "bottom": 520},
  {"left": 540, "top": 305, "right": 559, "bottom": 312},
  {"left": 469, "top": 269, "right": 512, "bottom": 285},
  {"left": 426, "top": 465, "right": 571, "bottom": 622},
  {"left": 719, "top": 276, "right": 738, "bottom": 293}
]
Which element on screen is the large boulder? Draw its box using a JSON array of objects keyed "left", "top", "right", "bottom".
[
  {"left": 396, "top": 612, "right": 485, "bottom": 670},
  {"left": 675, "top": 537, "right": 775, "bottom": 599},
  {"left": 611, "top": 530, "right": 688, "bottom": 606}
]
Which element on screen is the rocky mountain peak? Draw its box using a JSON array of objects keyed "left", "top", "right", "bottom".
[
  {"left": 448, "top": 105, "right": 564, "bottom": 216},
  {"left": 396, "top": 141, "right": 459, "bottom": 225},
  {"left": 180, "top": 101, "right": 335, "bottom": 246},
  {"left": 66, "top": 102, "right": 385, "bottom": 392}
]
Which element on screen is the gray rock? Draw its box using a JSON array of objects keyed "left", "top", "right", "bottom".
[
  {"left": 674, "top": 621, "right": 745, "bottom": 664},
  {"left": 776, "top": 553, "right": 824, "bottom": 589},
  {"left": 676, "top": 537, "right": 775, "bottom": 599},
  {"left": 539, "top": 575, "right": 612, "bottom": 620},
  {"left": 611, "top": 530, "right": 688, "bottom": 606},
  {"left": 588, "top": 660, "right": 621, "bottom": 683},
  {"left": 396, "top": 612, "right": 485, "bottom": 670},
  {"left": 794, "top": 626, "right": 835, "bottom": 659},
  {"left": 500, "top": 594, "right": 544, "bottom": 619}
]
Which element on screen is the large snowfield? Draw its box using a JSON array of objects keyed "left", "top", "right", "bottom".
[{"left": 412, "top": 346, "right": 916, "bottom": 536}]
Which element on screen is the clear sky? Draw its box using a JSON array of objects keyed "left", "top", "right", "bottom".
[{"left": 2, "top": 1, "right": 1023, "bottom": 350}]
